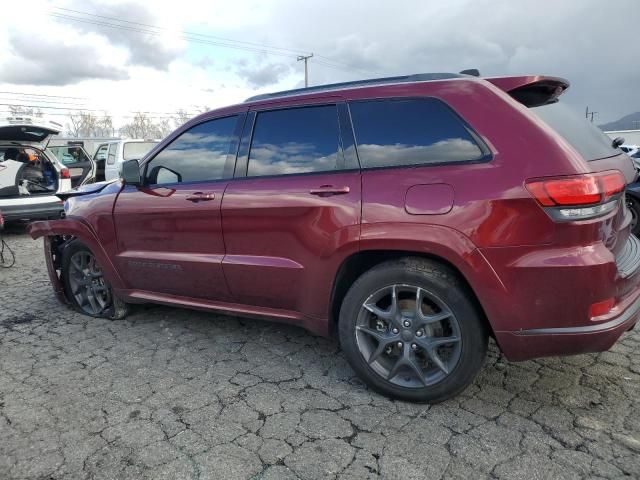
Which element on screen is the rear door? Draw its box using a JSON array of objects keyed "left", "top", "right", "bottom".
[
  {"left": 47, "top": 145, "right": 95, "bottom": 187},
  {"left": 221, "top": 102, "right": 361, "bottom": 318},
  {"left": 93, "top": 143, "right": 109, "bottom": 181},
  {"left": 113, "top": 114, "right": 244, "bottom": 301}
]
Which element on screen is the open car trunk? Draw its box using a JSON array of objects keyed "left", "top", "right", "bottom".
[{"left": 0, "top": 147, "right": 59, "bottom": 197}]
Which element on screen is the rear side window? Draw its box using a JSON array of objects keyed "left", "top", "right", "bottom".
[
  {"left": 146, "top": 115, "right": 238, "bottom": 185},
  {"left": 531, "top": 103, "right": 619, "bottom": 161},
  {"left": 247, "top": 105, "right": 340, "bottom": 176},
  {"left": 349, "top": 98, "right": 486, "bottom": 169}
]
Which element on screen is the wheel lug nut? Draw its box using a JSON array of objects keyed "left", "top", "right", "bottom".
[
  {"left": 411, "top": 343, "right": 417, "bottom": 350},
  {"left": 416, "top": 330, "right": 423, "bottom": 337},
  {"left": 392, "top": 328, "right": 399, "bottom": 334},
  {"left": 397, "top": 342, "right": 403, "bottom": 348},
  {"left": 403, "top": 320, "right": 411, "bottom": 327}
]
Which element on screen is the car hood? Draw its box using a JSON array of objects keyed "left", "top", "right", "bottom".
[
  {"left": 0, "top": 119, "right": 63, "bottom": 149},
  {"left": 56, "top": 179, "right": 119, "bottom": 201}
]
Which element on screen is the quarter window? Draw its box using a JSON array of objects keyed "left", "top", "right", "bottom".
[
  {"left": 145, "top": 116, "right": 238, "bottom": 185},
  {"left": 247, "top": 105, "right": 341, "bottom": 177},
  {"left": 349, "top": 98, "right": 486, "bottom": 168}
]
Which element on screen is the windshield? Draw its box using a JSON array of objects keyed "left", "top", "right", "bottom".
[
  {"left": 123, "top": 141, "right": 157, "bottom": 160},
  {"left": 530, "top": 102, "right": 620, "bottom": 161},
  {"left": 47, "top": 146, "right": 90, "bottom": 165}
]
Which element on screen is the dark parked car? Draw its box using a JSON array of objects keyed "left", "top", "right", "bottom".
[
  {"left": 625, "top": 152, "right": 640, "bottom": 236},
  {"left": 29, "top": 72, "right": 640, "bottom": 402}
]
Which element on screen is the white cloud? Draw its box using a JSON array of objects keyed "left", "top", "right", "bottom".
[{"left": 0, "top": 0, "right": 637, "bottom": 133}]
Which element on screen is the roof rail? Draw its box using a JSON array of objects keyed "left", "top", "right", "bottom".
[{"left": 244, "top": 72, "right": 467, "bottom": 103}]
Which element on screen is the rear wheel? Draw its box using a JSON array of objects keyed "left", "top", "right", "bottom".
[
  {"left": 339, "top": 258, "right": 487, "bottom": 403},
  {"left": 62, "top": 240, "right": 128, "bottom": 320}
]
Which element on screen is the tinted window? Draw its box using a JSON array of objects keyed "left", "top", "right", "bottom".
[
  {"left": 349, "top": 98, "right": 485, "bottom": 168},
  {"left": 146, "top": 116, "right": 238, "bottom": 185},
  {"left": 123, "top": 141, "right": 158, "bottom": 161},
  {"left": 531, "top": 103, "right": 619, "bottom": 161},
  {"left": 247, "top": 105, "right": 340, "bottom": 176}
]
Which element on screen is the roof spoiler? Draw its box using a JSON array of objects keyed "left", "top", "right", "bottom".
[{"left": 485, "top": 75, "right": 570, "bottom": 107}]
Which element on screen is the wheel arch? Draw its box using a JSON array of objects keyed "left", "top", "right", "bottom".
[
  {"left": 28, "top": 218, "right": 125, "bottom": 290},
  {"left": 329, "top": 248, "right": 497, "bottom": 340}
]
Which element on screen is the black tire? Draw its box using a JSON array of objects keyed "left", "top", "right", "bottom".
[
  {"left": 62, "top": 240, "right": 129, "bottom": 320},
  {"left": 627, "top": 196, "right": 640, "bottom": 237},
  {"left": 339, "top": 257, "right": 488, "bottom": 403}
]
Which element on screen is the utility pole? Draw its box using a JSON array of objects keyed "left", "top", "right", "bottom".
[
  {"left": 585, "top": 106, "right": 598, "bottom": 123},
  {"left": 297, "top": 54, "right": 313, "bottom": 87}
]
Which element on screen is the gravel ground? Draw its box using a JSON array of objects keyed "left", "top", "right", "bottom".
[{"left": 1, "top": 226, "right": 640, "bottom": 480}]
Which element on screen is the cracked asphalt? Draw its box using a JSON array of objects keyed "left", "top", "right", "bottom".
[{"left": 1, "top": 226, "right": 640, "bottom": 480}]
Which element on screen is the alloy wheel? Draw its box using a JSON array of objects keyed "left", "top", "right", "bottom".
[
  {"left": 354, "top": 284, "right": 462, "bottom": 388},
  {"left": 67, "top": 250, "right": 111, "bottom": 316}
]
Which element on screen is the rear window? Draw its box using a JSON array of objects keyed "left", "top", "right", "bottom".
[
  {"left": 247, "top": 105, "right": 340, "bottom": 177},
  {"left": 531, "top": 103, "right": 619, "bottom": 161},
  {"left": 123, "top": 141, "right": 158, "bottom": 161},
  {"left": 47, "top": 146, "right": 90, "bottom": 165},
  {"left": 349, "top": 98, "right": 487, "bottom": 169}
]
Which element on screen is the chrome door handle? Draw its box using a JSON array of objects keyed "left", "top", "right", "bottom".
[
  {"left": 186, "top": 192, "right": 215, "bottom": 202},
  {"left": 309, "top": 185, "right": 350, "bottom": 196}
]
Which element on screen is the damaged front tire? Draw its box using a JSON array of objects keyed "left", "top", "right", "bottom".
[{"left": 61, "top": 239, "right": 128, "bottom": 320}]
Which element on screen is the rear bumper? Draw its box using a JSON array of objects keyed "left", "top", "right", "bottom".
[
  {"left": 0, "top": 200, "right": 64, "bottom": 221},
  {"left": 481, "top": 235, "right": 640, "bottom": 361},
  {"left": 496, "top": 287, "right": 640, "bottom": 361}
]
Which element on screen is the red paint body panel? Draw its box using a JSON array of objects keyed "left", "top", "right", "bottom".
[
  {"left": 28, "top": 74, "right": 640, "bottom": 361},
  {"left": 112, "top": 183, "right": 231, "bottom": 301},
  {"left": 221, "top": 171, "right": 361, "bottom": 323}
]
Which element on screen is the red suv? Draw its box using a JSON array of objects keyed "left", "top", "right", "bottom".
[{"left": 29, "top": 72, "right": 639, "bottom": 402}]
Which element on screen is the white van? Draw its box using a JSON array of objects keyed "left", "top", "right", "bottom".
[{"left": 93, "top": 139, "right": 159, "bottom": 181}]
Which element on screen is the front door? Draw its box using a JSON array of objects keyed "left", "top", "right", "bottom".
[
  {"left": 113, "top": 114, "right": 243, "bottom": 301},
  {"left": 221, "top": 103, "right": 361, "bottom": 318}
]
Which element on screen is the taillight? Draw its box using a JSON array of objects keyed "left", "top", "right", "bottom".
[
  {"left": 525, "top": 171, "right": 625, "bottom": 220},
  {"left": 60, "top": 168, "right": 71, "bottom": 179},
  {"left": 589, "top": 298, "right": 615, "bottom": 319}
]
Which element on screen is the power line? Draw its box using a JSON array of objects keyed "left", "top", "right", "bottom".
[
  {"left": 50, "top": 12, "right": 298, "bottom": 59},
  {"left": 0, "top": 110, "right": 195, "bottom": 120},
  {"left": 50, "top": 7, "right": 383, "bottom": 77},
  {"left": 53, "top": 6, "right": 308, "bottom": 57},
  {"left": 0, "top": 103, "right": 199, "bottom": 116},
  {"left": 0, "top": 90, "right": 88, "bottom": 100},
  {"left": 0, "top": 97, "right": 88, "bottom": 107}
]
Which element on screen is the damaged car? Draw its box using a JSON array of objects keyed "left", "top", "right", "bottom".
[
  {"left": 0, "top": 117, "right": 95, "bottom": 221},
  {"left": 28, "top": 72, "right": 640, "bottom": 403}
]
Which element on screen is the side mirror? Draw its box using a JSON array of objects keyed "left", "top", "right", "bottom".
[
  {"left": 612, "top": 137, "right": 625, "bottom": 149},
  {"left": 121, "top": 159, "right": 142, "bottom": 186}
]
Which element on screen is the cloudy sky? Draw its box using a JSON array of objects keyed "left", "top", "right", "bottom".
[{"left": 1, "top": 0, "right": 638, "bottom": 131}]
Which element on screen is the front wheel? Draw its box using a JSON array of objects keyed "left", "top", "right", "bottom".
[
  {"left": 62, "top": 240, "right": 128, "bottom": 320},
  {"left": 339, "top": 258, "right": 488, "bottom": 403}
]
